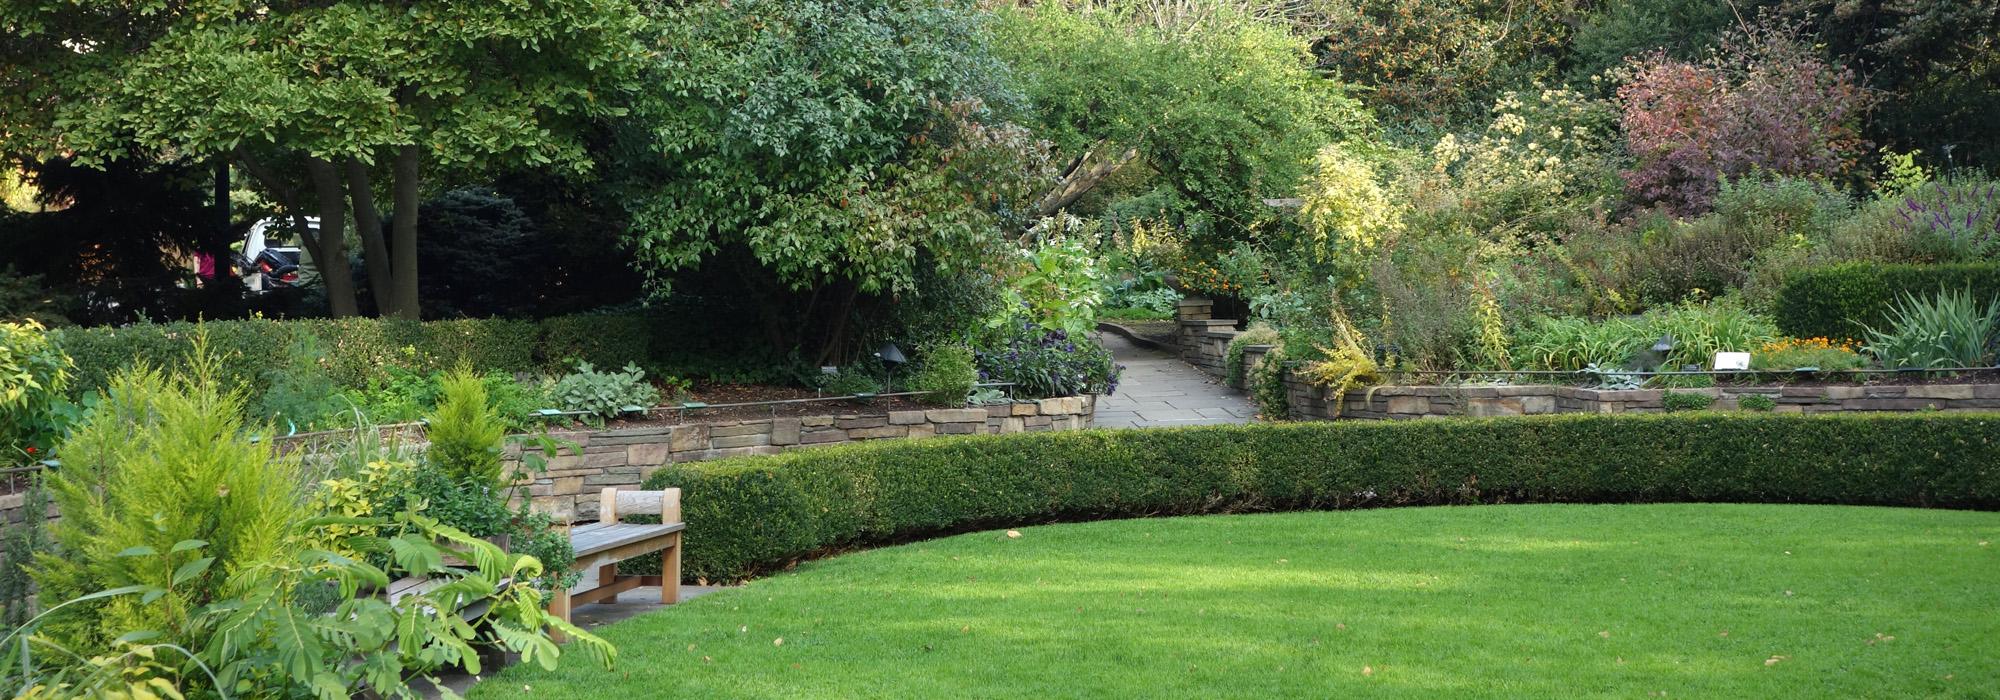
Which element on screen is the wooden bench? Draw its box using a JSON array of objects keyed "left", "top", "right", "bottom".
[{"left": 547, "top": 487, "right": 685, "bottom": 639}]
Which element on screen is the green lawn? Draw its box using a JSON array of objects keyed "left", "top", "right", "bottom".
[{"left": 483, "top": 505, "right": 2000, "bottom": 698}]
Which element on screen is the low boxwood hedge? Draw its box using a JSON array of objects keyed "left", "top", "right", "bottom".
[
  {"left": 1775, "top": 262, "right": 2000, "bottom": 341},
  {"left": 639, "top": 414, "right": 2000, "bottom": 582}
]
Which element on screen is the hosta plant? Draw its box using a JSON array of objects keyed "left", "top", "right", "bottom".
[{"left": 550, "top": 362, "right": 663, "bottom": 424}]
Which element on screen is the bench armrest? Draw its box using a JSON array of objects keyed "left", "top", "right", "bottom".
[{"left": 600, "top": 487, "right": 682, "bottom": 525}]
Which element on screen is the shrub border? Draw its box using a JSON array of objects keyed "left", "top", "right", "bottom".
[
  {"left": 639, "top": 413, "right": 2000, "bottom": 582},
  {"left": 1775, "top": 262, "right": 2000, "bottom": 341}
]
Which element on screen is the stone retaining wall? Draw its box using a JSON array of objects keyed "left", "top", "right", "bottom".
[
  {"left": 0, "top": 398, "right": 1096, "bottom": 536},
  {"left": 1280, "top": 382, "right": 2000, "bottom": 419},
  {"left": 510, "top": 397, "right": 1097, "bottom": 522},
  {"left": 0, "top": 490, "right": 54, "bottom": 529},
  {"left": 1174, "top": 298, "right": 1242, "bottom": 376},
  {"left": 1180, "top": 298, "right": 2000, "bottom": 421}
]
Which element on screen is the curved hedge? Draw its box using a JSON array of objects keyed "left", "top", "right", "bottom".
[
  {"left": 1775, "top": 262, "right": 2000, "bottom": 341},
  {"left": 641, "top": 413, "right": 2000, "bottom": 582}
]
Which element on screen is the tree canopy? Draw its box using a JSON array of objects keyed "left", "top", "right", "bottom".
[
  {"left": 990, "top": 2, "right": 1370, "bottom": 252},
  {"left": 616, "top": 0, "right": 1038, "bottom": 299},
  {"left": 1, "top": 0, "right": 652, "bottom": 317}
]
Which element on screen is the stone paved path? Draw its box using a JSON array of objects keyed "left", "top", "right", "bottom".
[{"left": 1094, "top": 332, "right": 1258, "bottom": 428}]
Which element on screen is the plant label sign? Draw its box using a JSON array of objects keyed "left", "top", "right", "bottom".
[{"left": 1713, "top": 352, "right": 1750, "bottom": 371}]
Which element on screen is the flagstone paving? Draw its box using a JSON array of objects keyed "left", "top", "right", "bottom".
[{"left": 1093, "top": 332, "right": 1257, "bottom": 428}]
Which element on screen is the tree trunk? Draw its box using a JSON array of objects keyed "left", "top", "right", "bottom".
[
  {"left": 233, "top": 148, "right": 327, "bottom": 281},
  {"left": 1031, "top": 143, "right": 1140, "bottom": 220},
  {"left": 303, "top": 157, "right": 360, "bottom": 317},
  {"left": 813, "top": 283, "right": 863, "bottom": 367},
  {"left": 388, "top": 145, "right": 421, "bottom": 320},
  {"left": 209, "top": 158, "right": 233, "bottom": 287},
  {"left": 344, "top": 158, "right": 395, "bottom": 317}
]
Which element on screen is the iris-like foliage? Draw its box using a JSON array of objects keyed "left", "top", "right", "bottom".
[{"left": 1863, "top": 288, "right": 2000, "bottom": 369}]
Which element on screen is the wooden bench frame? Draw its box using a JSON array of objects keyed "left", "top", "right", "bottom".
[{"left": 547, "top": 487, "right": 685, "bottom": 638}]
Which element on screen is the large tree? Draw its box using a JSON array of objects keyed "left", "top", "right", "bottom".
[
  {"left": 0, "top": 0, "right": 650, "bottom": 318},
  {"left": 616, "top": 0, "right": 1041, "bottom": 358},
  {"left": 989, "top": 1, "right": 1369, "bottom": 250}
]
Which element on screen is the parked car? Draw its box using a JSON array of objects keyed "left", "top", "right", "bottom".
[{"left": 237, "top": 217, "right": 314, "bottom": 291}]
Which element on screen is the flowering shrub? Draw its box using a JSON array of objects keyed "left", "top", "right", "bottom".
[
  {"left": 1750, "top": 337, "right": 1867, "bottom": 371},
  {"left": 1300, "top": 144, "right": 1399, "bottom": 260},
  {"left": 1410, "top": 87, "right": 1622, "bottom": 242},
  {"left": 975, "top": 322, "right": 1119, "bottom": 399},
  {"left": 1616, "top": 22, "right": 1873, "bottom": 214},
  {"left": 1894, "top": 179, "right": 2000, "bottom": 262}
]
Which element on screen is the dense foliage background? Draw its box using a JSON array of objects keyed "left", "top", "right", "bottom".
[{"left": 1, "top": 0, "right": 1996, "bottom": 391}]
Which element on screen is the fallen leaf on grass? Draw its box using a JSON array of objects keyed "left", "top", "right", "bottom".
[
  {"left": 1362, "top": 666, "right": 1374, "bottom": 677},
  {"left": 1764, "top": 655, "right": 1789, "bottom": 667},
  {"left": 1599, "top": 631, "right": 1611, "bottom": 639},
  {"left": 774, "top": 638, "right": 784, "bottom": 646}
]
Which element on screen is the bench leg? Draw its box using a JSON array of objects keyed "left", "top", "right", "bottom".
[
  {"left": 598, "top": 563, "right": 620, "bottom": 604},
  {"left": 548, "top": 586, "right": 572, "bottom": 643},
  {"left": 662, "top": 532, "right": 682, "bottom": 605}
]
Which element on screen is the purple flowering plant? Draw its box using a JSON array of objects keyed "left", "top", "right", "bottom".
[
  {"left": 974, "top": 320, "right": 1121, "bottom": 399},
  {"left": 1894, "top": 180, "right": 2000, "bottom": 262}
]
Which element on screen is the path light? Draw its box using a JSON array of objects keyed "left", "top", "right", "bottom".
[
  {"left": 874, "top": 342, "right": 907, "bottom": 392},
  {"left": 1631, "top": 334, "right": 1675, "bottom": 372}
]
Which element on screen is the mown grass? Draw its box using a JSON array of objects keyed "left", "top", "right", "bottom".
[{"left": 482, "top": 504, "right": 2000, "bottom": 698}]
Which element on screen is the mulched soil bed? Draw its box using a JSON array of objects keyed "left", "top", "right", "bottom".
[{"left": 2, "top": 471, "right": 29, "bottom": 497}]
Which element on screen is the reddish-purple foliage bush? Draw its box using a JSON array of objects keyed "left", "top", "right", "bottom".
[{"left": 1617, "top": 22, "right": 1874, "bottom": 215}]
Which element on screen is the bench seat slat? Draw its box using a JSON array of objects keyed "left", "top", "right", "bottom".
[{"left": 568, "top": 522, "right": 685, "bottom": 559}]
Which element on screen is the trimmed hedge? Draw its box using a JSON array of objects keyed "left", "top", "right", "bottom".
[
  {"left": 1775, "top": 262, "right": 2000, "bottom": 341},
  {"left": 640, "top": 414, "right": 2000, "bottom": 582},
  {"left": 48, "top": 313, "right": 660, "bottom": 401}
]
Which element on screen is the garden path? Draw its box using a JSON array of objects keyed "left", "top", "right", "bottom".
[{"left": 1093, "top": 333, "right": 1257, "bottom": 428}]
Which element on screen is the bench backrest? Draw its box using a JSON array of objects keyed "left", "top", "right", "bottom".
[{"left": 599, "top": 487, "right": 681, "bottom": 525}]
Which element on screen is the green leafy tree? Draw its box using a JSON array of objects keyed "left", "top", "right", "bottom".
[
  {"left": 617, "top": 0, "right": 1039, "bottom": 360},
  {"left": 990, "top": 1, "right": 1368, "bottom": 250},
  {"left": 1298, "top": 0, "right": 1578, "bottom": 136},
  {"left": 0, "top": 0, "right": 652, "bottom": 318},
  {"left": 1776, "top": 0, "right": 2000, "bottom": 168}
]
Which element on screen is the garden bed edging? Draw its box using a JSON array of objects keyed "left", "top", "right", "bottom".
[{"left": 1175, "top": 297, "right": 2000, "bottom": 420}]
